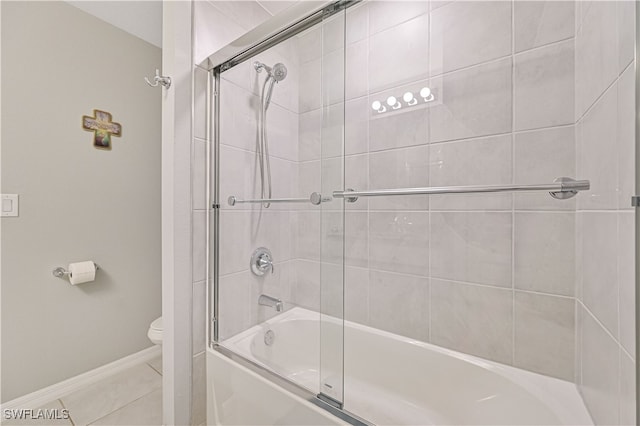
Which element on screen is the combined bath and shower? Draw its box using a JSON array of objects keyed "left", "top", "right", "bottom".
[{"left": 254, "top": 61, "right": 287, "bottom": 208}]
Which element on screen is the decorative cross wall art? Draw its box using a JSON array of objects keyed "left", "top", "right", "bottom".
[{"left": 82, "top": 110, "right": 122, "bottom": 150}]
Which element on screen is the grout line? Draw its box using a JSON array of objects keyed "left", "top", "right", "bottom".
[
  {"left": 220, "top": 75, "right": 299, "bottom": 115},
  {"left": 578, "top": 299, "right": 622, "bottom": 347},
  {"left": 58, "top": 398, "right": 75, "bottom": 426},
  {"left": 146, "top": 360, "right": 163, "bottom": 377},
  {"left": 220, "top": 142, "right": 299, "bottom": 165},
  {"left": 512, "top": 35, "right": 575, "bottom": 57},
  {"left": 85, "top": 388, "right": 161, "bottom": 426},
  {"left": 575, "top": 72, "right": 619, "bottom": 124}
]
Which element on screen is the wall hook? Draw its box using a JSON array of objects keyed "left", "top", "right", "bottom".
[{"left": 145, "top": 69, "right": 171, "bottom": 89}]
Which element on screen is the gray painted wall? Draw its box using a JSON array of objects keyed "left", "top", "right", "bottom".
[{"left": 1, "top": 1, "right": 161, "bottom": 402}]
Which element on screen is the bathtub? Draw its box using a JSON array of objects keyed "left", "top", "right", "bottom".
[{"left": 214, "top": 307, "right": 593, "bottom": 425}]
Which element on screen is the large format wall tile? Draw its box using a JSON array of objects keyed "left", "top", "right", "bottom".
[
  {"left": 346, "top": 2, "right": 368, "bottom": 45},
  {"left": 514, "top": 39, "right": 574, "bottom": 131},
  {"left": 431, "top": 279, "right": 513, "bottom": 364},
  {"left": 219, "top": 210, "right": 293, "bottom": 276},
  {"left": 345, "top": 97, "right": 369, "bottom": 155},
  {"left": 429, "top": 135, "right": 512, "bottom": 210},
  {"left": 580, "top": 306, "right": 620, "bottom": 426},
  {"left": 192, "top": 138, "right": 207, "bottom": 211},
  {"left": 322, "top": 49, "right": 345, "bottom": 106},
  {"left": 514, "top": 212, "right": 575, "bottom": 296},
  {"left": 369, "top": 270, "right": 429, "bottom": 341},
  {"left": 346, "top": 40, "right": 368, "bottom": 100},
  {"left": 514, "top": 1, "right": 574, "bottom": 53},
  {"left": 368, "top": 146, "right": 429, "bottom": 211},
  {"left": 575, "top": 1, "right": 618, "bottom": 117},
  {"left": 192, "top": 211, "right": 207, "bottom": 283},
  {"left": 430, "top": 58, "right": 512, "bottom": 143},
  {"left": 619, "top": 349, "right": 636, "bottom": 425},
  {"left": 299, "top": 109, "right": 322, "bottom": 161},
  {"left": 345, "top": 266, "right": 369, "bottom": 325},
  {"left": 292, "top": 259, "right": 321, "bottom": 311},
  {"left": 192, "top": 280, "right": 206, "bottom": 355},
  {"left": 514, "top": 292, "right": 574, "bottom": 380},
  {"left": 577, "top": 84, "right": 618, "bottom": 211},
  {"left": 514, "top": 126, "right": 575, "bottom": 210},
  {"left": 368, "top": 0, "right": 428, "bottom": 36},
  {"left": 220, "top": 81, "right": 259, "bottom": 153},
  {"left": 265, "top": 103, "right": 299, "bottom": 161},
  {"left": 369, "top": 211, "right": 429, "bottom": 277},
  {"left": 618, "top": 212, "right": 635, "bottom": 358},
  {"left": 192, "top": 353, "right": 207, "bottom": 426},
  {"left": 321, "top": 211, "right": 368, "bottom": 267},
  {"left": 299, "top": 58, "right": 322, "bottom": 112},
  {"left": 618, "top": 65, "right": 635, "bottom": 210},
  {"left": 431, "top": 212, "right": 512, "bottom": 288},
  {"left": 218, "top": 271, "right": 255, "bottom": 339},
  {"left": 297, "top": 26, "right": 321, "bottom": 64},
  {"left": 369, "top": 91, "right": 429, "bottom": 152},
  {"left": 294, "top": 211, "right": 321, "bottom": 261},
  {"left": 430, "top": 1, "right": 511, "bottom": 75},
  {"left": 219, "top": 146, "right": 260, "bottom": 211},
  {"left": 369, "top": 14, "right": 429, "bottom": 92},
  {"left": 618, "top": 1, "right": 636, "bottom": 74},
  {"left": 194, "top": 66, "right": 208, "bottom": 140},
  {"left": 578, "top": 212, "right": 618, "bottom": 338}
]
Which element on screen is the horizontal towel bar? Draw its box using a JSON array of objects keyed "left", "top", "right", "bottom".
[
  {"left": 332, "top": 177, "right": 590, "bottom": 203},
  {"left": 228, "top": 192, "right": 330, "bottom": 206}
]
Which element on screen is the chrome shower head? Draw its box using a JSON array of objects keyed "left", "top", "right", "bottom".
[
  {"left": 271, "top": 63, "right": 287, "bottom": 82},
  {"left": 254, "top": 61, "right": 287, "bottom": 82}
]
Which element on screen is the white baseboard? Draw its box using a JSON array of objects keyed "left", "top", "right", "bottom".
[{"left": 1, "top": 345, "right": 161, "bottom": 411}]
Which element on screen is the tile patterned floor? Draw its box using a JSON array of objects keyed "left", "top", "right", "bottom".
[{"left": 2, "top": 356, "right": 163, "bottom": 426}]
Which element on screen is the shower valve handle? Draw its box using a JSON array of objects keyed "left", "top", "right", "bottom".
[
  {"left": 258, "top": 255, "right": 274, "bottom": 274},
  {"left": 250, "top": 247, "right": 274, "bottom": 276}
]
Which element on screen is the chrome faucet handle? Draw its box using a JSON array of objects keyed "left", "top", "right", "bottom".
[
  {"left": 250, "top": 247, "right": 274, "bottom": 276},
  {"left": 258, "top": 255, "right": 274, "bottom": 273}
]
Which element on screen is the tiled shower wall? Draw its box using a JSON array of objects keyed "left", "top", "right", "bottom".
[
  {"left": 295, "top": 0, "right": 583, "bottom": 383},
  {"left": 199, "top": 1, "right": 636, "bottom": 425},
  {"left": 192, "top": 1, "right": 301, "bottom": 424},
  {"left": 574, "top": 1, "right": 636, "bottom": 425},
  {"left": 215, "top": 34, "right": 302, "bottom": 340}
]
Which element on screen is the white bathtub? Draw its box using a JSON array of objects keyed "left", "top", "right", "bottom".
[{"left": 217, "top": 307, "right": 593, "bottom": 425}]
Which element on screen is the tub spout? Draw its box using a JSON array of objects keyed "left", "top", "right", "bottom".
[{"left": 259, "top": 294, "right": 283, "bottom": 312}]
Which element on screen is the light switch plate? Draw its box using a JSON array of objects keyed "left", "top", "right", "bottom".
[{"left": 1, "top": 194, "right": 18, "bottom": 217}]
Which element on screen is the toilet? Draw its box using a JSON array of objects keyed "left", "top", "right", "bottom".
[{"left": 147, "top": 317, "right": 163, "bottom": 345}]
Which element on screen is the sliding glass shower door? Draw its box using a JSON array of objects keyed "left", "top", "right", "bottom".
[{"left": 212, "top": 2, "right": 348, "bottom": 409}]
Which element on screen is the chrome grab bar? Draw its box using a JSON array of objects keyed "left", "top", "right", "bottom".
[
  {"left": 228, "top": 191, "right": 330, "bottom": 206},
  {"left": 332, "top": 177, "right": 590, "bottom": 203}
]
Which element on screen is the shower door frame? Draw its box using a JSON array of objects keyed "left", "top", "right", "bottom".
[
  {"left": 635, "top": 1, "right": 640, "bottom": 422},
  {"left": 204, "top": 1, "right": 368, "bottom": 425}
]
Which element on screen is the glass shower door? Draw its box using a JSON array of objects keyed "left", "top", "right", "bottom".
[{"left": 212, "top": 1, "right": 348, "bottom": 409}]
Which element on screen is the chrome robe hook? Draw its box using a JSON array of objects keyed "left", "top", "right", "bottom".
[{"left": 145, "top": 69, "right": 171, "bottom": 89}]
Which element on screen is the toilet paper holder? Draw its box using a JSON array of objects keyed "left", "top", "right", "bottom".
[{"left": 52, "top": 262, "right": 100, "bottom": 278}]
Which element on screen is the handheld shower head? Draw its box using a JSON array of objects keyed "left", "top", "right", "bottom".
[
  {"left": 254, "top": 61, "right": 287, "bottom": 82},
  {"left": 271, "top": 63, "right": 287, "bottom": 82}
]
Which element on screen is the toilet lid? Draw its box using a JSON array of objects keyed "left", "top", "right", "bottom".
[{"left": 150, "top": 317, "right": 162, "bottom": 331}]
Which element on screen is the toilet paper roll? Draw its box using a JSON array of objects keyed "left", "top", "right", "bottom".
[{"left": 68, "top": 261, "right": 96, "bottom": 285}]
